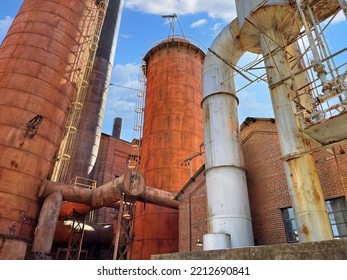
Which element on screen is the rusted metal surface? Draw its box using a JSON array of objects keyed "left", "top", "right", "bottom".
[
  {"left": 40, "top": 171, "right": 178, "bottom": 211},
  {"left": 59, "top": 201, "right": 92, "bottom": 218},
  {"left": 236, "top": 1, "right": 340, "bottom": 54},
  {"left": 40, "top": 171, "right": 142, "bottom": 207},
  {"left": 304, "top": 111, "right": 347, "bottom": 145},
  {"left": 237, "top": 2, "right": 302, "bottom": 54},
  {"left": 132, "top": 204, "right": 180, "bottom": 259},
  {"left": 139, "top": 186, "right": 178, "bottom": 209},
  {"left": 259, "top": 24, "right": 333, "bottom": 241},
  {"left": 0, "top": 0, "right": 98, "bottom": 259},
  {"left": 37, "top": 170, "right": 177, "bottom": 257},
  {"left": 287, "top": 41, "right": 312, "bottom": 112},
  {"left": 32, "top": 192, "right": 63, "bottom": 255},
  {"left": 301, "top": 0, "right": 341, "bottom": 22},
  {"left": 131, "top": 38, "right": 205, "bottom": 259}
]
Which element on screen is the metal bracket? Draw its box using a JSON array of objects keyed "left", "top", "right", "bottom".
[{"left": 25, "top": 114, "right": 43, "bottom": 138}]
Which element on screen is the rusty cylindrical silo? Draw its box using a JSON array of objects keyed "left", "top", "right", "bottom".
[
  {"left": 0, "top": 0, "right": 99, "bottom": 259},
  {"left": 130, "top": 38, "right": 205, "bottom": 259},
  {"left": 65, "top": 0, "right": 124, "bottom": 182}
]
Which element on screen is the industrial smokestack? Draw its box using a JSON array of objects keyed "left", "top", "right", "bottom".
[
  {"left": 65, "top": 0, "right": 124, "bottom": 181},
  {"left": 112, "top": 117, "right": 123, "bottom": 139}
]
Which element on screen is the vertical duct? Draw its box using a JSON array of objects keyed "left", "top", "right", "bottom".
[
  {"left": 0, "top": 0, "right": 99, "bottom": 259},
  {"left": 131, "top": 38, "right": 205, "bottom": 259},
  {"left": 201, "top": 19, "right": 254, "bottom": 250},
  {"left": 66, "top": 0, "right": 124, "bottom": 181},
  {"left": 235, "top": 0, "right": 333, "bottom": 242},
  {"left": 260, "top": 27, "right": 333, "bottom": 242},
  {"left": 112, "top": 117, "right": 122, "bottom": 139}
]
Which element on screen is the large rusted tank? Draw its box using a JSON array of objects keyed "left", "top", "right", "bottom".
[
  {"left": 0, "top": 0, "right": 99, "bottom": 259},
  {"left": 131, "top": 37, "right": 205, "bottom": 259}
]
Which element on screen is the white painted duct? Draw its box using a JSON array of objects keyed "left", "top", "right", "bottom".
[{"left": 202, "top": 19, "right": 254, "bottom": 250}]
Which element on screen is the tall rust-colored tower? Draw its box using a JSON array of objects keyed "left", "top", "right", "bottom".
[
  {"left": 131, "top": 38, "right": 205, "bottom": 259},
  {"left": 0, "top": 0, "right": 100, "bottom": 259}
]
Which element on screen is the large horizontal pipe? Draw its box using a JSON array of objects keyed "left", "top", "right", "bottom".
[
  {"left": 138, "top": 187, "right": 179, "bottom": 210},
  {"left": 39, "top": 170, "right": 178, "bottom": 210}
]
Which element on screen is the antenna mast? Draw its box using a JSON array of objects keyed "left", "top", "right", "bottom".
[{"left": 161, "top": 13, "right": 185, "bottom": 38}]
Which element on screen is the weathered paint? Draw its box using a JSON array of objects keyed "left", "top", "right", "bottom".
[
  {"left": 202, "top": 19, "right": 254, "bottom": 249},
  {"left": 32, "top": 192, "right": 63, "bottom": 254},
  {"left": 258, "top": 23, "right": 333, "bottom": 241}
]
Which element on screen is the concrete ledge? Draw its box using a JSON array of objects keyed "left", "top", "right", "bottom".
[{"left": 151, "top": 239, "right": 347, "bottom": 260}]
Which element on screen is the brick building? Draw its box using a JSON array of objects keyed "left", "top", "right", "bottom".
[
  {"left": 177, "top": 117, "right": 347, "bottom": 252},
  {"left": 92, "top": 133, "right": 132, "bottom": 224}
]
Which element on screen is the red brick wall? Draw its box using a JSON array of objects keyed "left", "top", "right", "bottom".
[
  {"left": 178, "top": 166, "right": 207, "bottom": 252},
  {"left": 93, "top": 133, "right": 131, "bottom": 184},
  {"left": 92, "top": 133, "right": 132, "bottom": 224},
  {"left": 241, "top": 118, "right": 290, "bottom": 245},
  {"left": 178, "top": 118, "right": 347, "bottom": 251},
  {"left": 242, "top": 118, "right": 347, "bottom": 245},
  {"left": 315, "top": 147, "right": 347, "bottom": 199}
]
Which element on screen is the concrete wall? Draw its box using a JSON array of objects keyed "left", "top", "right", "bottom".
[{"left": 152, "top": 239, "right": 347, "bottom": 260}]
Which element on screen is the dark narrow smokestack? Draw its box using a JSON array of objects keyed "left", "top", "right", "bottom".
[
  {"left": 65, "top": 0, "right": 124, "bottom": 182},
  {"left": 112, "top": 117, "right": 122, "bottom": 139}
]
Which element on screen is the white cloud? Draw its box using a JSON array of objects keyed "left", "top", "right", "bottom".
[
  {"left": 190, "top": 19, "right": 207, "bottom": 28},
  {"left": 104, "top": 63, "right": 142, "bottom": 140},
  {"left": 111, "top": 63, "right": 141, "bottom": 83},
  {"left": 238, "top": 90, "right": 274, "bottom": 122},
  {"left": 0, "top": 16, "right": 14, "bottom": 43},
  {"left": 211, "top": 22, "right": 222, "bottom": 31},
  {"left": 210, "top": 22, "right": 223, "bottom": 37},
  {"left": 124, "top": 0, "right": 237, "bottom": 22}
]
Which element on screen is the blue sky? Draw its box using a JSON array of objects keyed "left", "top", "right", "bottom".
[{"left": 1, "top": 0, "right": 346, "bottom": 142}]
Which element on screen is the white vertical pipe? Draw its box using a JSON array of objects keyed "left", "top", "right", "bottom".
[{"left": 202, "top": 19, "right": 254, "bottom": 249}]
